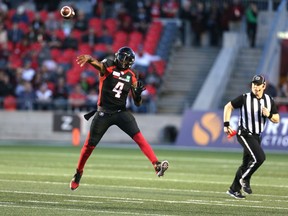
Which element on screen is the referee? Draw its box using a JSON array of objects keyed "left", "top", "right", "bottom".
[{"left": 223, "top": 75, "right": 280, "bottom": 199}]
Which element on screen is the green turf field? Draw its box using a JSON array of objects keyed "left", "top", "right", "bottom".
[{"left": 0, "top": 145, "right": 287, "bottom": 216}]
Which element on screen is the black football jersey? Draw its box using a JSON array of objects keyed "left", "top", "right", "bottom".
[{"left": 98, "top": 58, "right": 137, "bottom": 111}]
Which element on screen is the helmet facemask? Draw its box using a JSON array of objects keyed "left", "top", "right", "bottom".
[{"left": 115, "top": 47, "right": 135, "bottom": 70}]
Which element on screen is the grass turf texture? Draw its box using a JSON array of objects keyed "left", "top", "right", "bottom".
[{"left": 0, "top": 145, "right": 287, "bottom": 216}]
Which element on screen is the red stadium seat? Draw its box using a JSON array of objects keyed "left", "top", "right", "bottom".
[
  {"left": 151, "top": 60, "right": 166, "bottom": 76},
  {"left": 104, "top": 18, "right": 117, "bottom": 35},
  {"left": 39, "top": 10, "right": 48, "bottom": 22},
  {"left": 71, "top": 29, "right": 83, "bottom": 42},
  {"left": 54, "top": 29, "right": 66, "bottom": 41},
  {"left": 3, "top": 95, "right": 17, "bottom": 111},
  {"left": 50, "top": 48, "right": 61, "bottom": 61},
  {"left": 78, "top": 43, "right": 92, "bottom": 54},
  {"left": 26, "top": 10, "right": 35, "bottom": 23},
  {"left": 89, "top": 18, "right": 102, "bottom": 33}
]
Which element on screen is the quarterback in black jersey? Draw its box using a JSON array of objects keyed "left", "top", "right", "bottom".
[{"left": 70, "top": 47, "right": 169, "bottom": 190}]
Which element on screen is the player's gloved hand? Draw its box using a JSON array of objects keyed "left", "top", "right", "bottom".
[{"left": 135, "top": 81, "right": 146, "bottom": 96}]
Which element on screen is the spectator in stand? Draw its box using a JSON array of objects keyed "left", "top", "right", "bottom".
[
  {"left": 228, "top": 0, "right": 245, "bottom": 32},
  {"left": 150, "top": 0, "right": 162, "bottom": 19},
  {"left": 219, "top": 2, "right": 230, "bottom": 42},
  {"left": 79, "top": 73, "right": 89, "bottom": 93},
  {"left": 0, "top": 0, "right": 8, "bottom": 21},
  {"left": 145, "top": 69, "right": 162, "bottom": 89},
  {"left": 46, "top": 30, "right": 63, "bottom": 49},
  {"left": 97, "top": 26, "right": 113, "bottom": 45},
  {"left": 145, "top": 82, "right": 158, "bottom": 113},
  {"left": 12, "top": 5, "right": 29, "bottom": 24},
  {"left": 95, "top": 0, "right": 117, "bottom": 19},
  {"left": 81, "top": 27, "right": 98, "bottom": 47},
  {"left": 86, "top": 88, "right": 98, "bottom": 111},
  {"left": 53, "top": 77, "right": 69, "bottom": 111},
  {"left": 278, "top": 79, "right": 288, "bottom": 112},
  {"left": 62, "top": 34, "right": 78, "bottom": 50},
  {"left": 8, "top": 22, "right": 24, "bottom": 46},
  {"left": 191, "top": 2, "right": 207, "bottom": 47},
  {"left": 21, "top": 61, "right": 35, "bottom": 82},
  {"left": 134, "top": 4, "right": 151, "bottom": 35},
  {"left": 37, "top": 41, "right": 52, "bottom": 66},
  {"left": 31, "top": 12, "right": 45, "bottom": 35},
  {"left": 35, "top": 82, "right": 53, "bottom": 110},
  {"left": 68, "top": 83, "right": 87, "bottom": 112},
  {"left": 45, "top": 12, "right": 61, "bottom": 32},
  {"left": 133, "top": 45, "right": 161, "bottom": 77},
  {"left": 73, "top": 10, "right": 88, "bottom": 32},
  {"left": 162, "top": 0, "right": 179, "bottom": 18},
  {"left": 0, "top": 42, "right": 9, "bottom": 69},
  {"left": 279, "top": 79, "right": 288, "bottom": 98},
  {"left": 178, "top": 0, "right": 193, "bottom": 46},
  {"left": 265, "top": 79, "right": 278, "bottom": 98},
  {"left": 245, "top": 2, "right": 258, "bottom": 48},
  {"left": 0, "top": 22, "right": 8, "bottom": 45},
  {"left": 17, "top": 81, "right": 36, "bottom": 110},
  {"left": 206, "top": 2, "right": 221, "bottom": 47},
  {"left": 0, "top": 70, "right": 14, "bottom": 105},
  {"left": 117, "top": 13, "right": 135, "bottom": 33}
]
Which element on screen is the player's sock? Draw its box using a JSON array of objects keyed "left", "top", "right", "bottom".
[
  {"left": 76, "top": 135, "right": 95, "bottom": 172},
  {"left": 133, "top": 132, "right": 158, "bottom": 164}
]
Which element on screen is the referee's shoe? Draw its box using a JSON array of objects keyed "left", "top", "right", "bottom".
[
  {"left": 226, "top": 189, "right": 246, "bottom": 199},
  {"left": 240, "top": 178, "right": 252, "bottom": 194}
]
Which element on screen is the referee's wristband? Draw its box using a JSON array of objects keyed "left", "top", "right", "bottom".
[
  {"left": 268, "top": 113, "right": 273, "bottom": 119},
  {"left": 224, "top": 121, "right": 230, "bottom": 127}
]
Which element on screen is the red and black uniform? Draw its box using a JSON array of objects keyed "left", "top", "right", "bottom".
[
  {"left": 86, "top": 58, "right": 140, "bottom": 146},
  {"left": 76, "top": 58, "right": 158, "bottom": 174}
]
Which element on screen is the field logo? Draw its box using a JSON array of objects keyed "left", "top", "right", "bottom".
[{"left": 192, "top": 112, "right": 222, "bottom": 145}]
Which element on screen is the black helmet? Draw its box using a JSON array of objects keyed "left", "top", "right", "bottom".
[{"left": 114, "top": 46, "right": 135, "bottom": 70}]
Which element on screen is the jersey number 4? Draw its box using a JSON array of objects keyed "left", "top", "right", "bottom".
[{"left": 112, "top": 82, "right": 124, "bottom": 98}]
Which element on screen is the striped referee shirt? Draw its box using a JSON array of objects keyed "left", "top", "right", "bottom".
[{"left": 231, "top": 92, "right": 278, "bottom": 135}]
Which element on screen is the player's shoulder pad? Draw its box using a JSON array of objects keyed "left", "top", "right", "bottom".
[{"left": 101, "top": 58, "right": 114, "bottom": 67}]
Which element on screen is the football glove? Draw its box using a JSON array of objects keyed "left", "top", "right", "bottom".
[{"left": 134, "top": 81, "right": 146, "bottom": 96}]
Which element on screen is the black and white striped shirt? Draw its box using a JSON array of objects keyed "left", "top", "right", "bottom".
[{"left": 231, "top": 92, "right": 278, "bottom": 135}]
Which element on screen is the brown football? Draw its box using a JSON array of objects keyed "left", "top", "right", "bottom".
[{"left": 60, "top": 6, "right": 75, "bottom": 19}]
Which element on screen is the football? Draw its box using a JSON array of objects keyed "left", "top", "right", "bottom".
[{"left": 60, "top": 5, "right": 75, "bottom": 19}]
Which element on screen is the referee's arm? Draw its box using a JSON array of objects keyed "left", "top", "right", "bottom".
[
  {"left": 262, "top": 106, "right": 280, "bottom": 123},
  {"left": 223, "top": 102, "right": 235, "bottom": 135}
]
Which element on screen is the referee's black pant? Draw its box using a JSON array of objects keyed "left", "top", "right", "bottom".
[{"left": 230, "top": 133, "right": 266, "bottom": 192}]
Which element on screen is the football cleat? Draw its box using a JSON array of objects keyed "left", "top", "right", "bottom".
[
  {"left": 226, "top": 189, "right": 246, "bottom": 199},
  {"left": 154, "top": 160, "right": 169, "bottom": 177},
  {"left": 240, "top": 178, "right": 252, "bottom": 194},
  {"left": 70, "top": 170, "right": 82, "bottom": 191}
]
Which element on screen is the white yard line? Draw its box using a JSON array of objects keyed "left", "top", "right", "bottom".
[
  {"left": 20, "top": 200, "right": 59, "bottom": 204},
  {"left": 0, "top": 190, "right": 288, "bottom": 212},
  {"left": 0, "top": 176, "right": 288, "bottom": 190},
  {"left": 0, "top": 204, "right": 171, "bottom": 216}
]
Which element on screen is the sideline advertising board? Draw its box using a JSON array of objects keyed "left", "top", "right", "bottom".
[{"left": 176, "top": 110, "right": 288, "bottom": 151}]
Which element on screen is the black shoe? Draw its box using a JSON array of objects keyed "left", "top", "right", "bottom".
[
  {"left": 240, "top": 179, "right": 252, "bottom": 194},
  {"left": 226, "top": 189, "right": 246, "bottom": 199},
  {"left": 70, "top": 170, "right": 82, "bottom": 191},
  {"left": 154, "top": 160, "right": 169, "bottom": 177}
]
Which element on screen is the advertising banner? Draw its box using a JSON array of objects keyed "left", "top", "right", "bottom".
[{"left": 176, "top": 110, "right": 288, "bottom": 151}]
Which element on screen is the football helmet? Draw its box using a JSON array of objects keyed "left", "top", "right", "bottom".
[{"left": 114, "top": 46, "right": 135, "bottom": 70}]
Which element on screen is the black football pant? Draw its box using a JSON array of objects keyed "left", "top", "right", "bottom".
[
  {"left": 87, "top": 110, "right": 140, "bottom": 147},
  {"left": 230, "top": 133, "right": 266, "bottom": 192}
]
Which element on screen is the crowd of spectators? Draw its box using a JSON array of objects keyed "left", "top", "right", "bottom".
[{"left": 0, "top": 0, "right": 282, "bottom": 113}]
